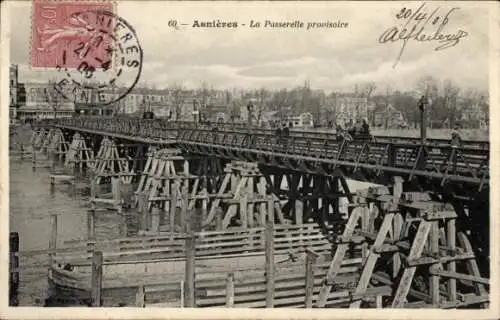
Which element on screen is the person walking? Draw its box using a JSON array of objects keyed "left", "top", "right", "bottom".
[
  {"left": 275, "top": 125, "right": 282, "bottom": 146},
  {"left": 282, "top": 123, "right": 290, "bottom": 148},
  {"left": 451, "top": 124, "right": 462, "bottom": 147}
]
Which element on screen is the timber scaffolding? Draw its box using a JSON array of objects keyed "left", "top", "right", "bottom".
[
  {"left": 316, "top": 182, "right": 489, "bottom": 308},
  {"left": 27, "top": 128, "right": 142, "bottom": 208},
  {"left": 134, "top": 149, "right": 294, "bottom": 234},
  {"left": 22, "top": 125, "right": 490, "bottom": 308},
  {"left": 28, "top": 127, "right": 69, "bottom": 169}
]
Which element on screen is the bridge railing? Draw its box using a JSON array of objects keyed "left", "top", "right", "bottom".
[
  {"left": 177, "top": 127, "right": 489, "bottom": 182},
  {"left": 43, "top": 117, "right": 489, "bottom": 150}
]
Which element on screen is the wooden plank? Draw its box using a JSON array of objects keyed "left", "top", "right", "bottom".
[
  {"left": 350, "top": 213, "right": 394, "bottom": 308},
  {"left": 184, "top": 233, "right": 195, "bottom": 307},
  {"left": 91, "top": 251, "right": 103, "bottom": 307},
  {"left": 49, "top": 214, "right": 58, "bottom": 265},
  {"left": 447, "top": 218, "right": 457, "bottom": 301},
  {"left": 316, "top": 207, "right": 361, "bottom": 307},
  {"left": 457, "top": 232, "right": 487, "bottom": 297},
  {"left": 429, "top": 221, "right": 440, "bottom": 305},
  {"left": 431, "top": 270, "right": 489, "bottom": 285},
  {"left": 265, "top": 221, "right": 275, "bottom": 308},
  {"left": 391, "top": 220, "right": 432, "bottom": 308},
  {"left": 226, "top": 273, "right": 234, "bottom": 307},
  {"left": 135, "top": 284, "right": 145, "bottom": 307},
  {"left": 304, "top": 249, "right": 318, "bottom": 308}
]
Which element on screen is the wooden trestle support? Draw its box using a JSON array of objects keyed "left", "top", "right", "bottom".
[
  {"left": 30, "top": 128, "right": 68, "bottom": 156},
  {"left": 64, "top": 132, "right": 94, "bottom": 173},
  {"left": 30, "top": 128, "right": 69, "bottom": 171},
  {"left": 30, "top": 128, "right": 49, "bottom": 151},
  {"left": 88, "top": 137, "right": 138, "bottom": 212},
  {"left": 315, "top": 178, "right": 490, "bottom": 309},
  {"left": 133, "top": 149, "right": 297, "bottom": 235}
]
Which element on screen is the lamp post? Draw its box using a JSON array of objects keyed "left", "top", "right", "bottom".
[{"left": 417, "top": 96, "right": 429, "bottom": 143}]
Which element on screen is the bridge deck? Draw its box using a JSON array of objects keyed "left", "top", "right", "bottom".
[{"left": 44, "top": 117, "right": 488, "bottom": 190}]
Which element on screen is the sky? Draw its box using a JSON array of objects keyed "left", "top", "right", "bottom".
[{"left": 8, "top": 1, "right": 492, "bottom": 94}]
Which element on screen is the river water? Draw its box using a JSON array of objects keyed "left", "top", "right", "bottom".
[
  {"left": 8, "top": 126, "right": 378, "bottom": 307},
  {"left": 9, "top": 153, "right": 128, "bottom": 306}
]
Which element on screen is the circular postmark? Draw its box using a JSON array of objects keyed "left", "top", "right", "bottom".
[{"left": 53, "top": 10, "right": 142, "bottom": 106}]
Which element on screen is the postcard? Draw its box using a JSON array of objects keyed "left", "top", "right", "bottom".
[{"left": 1, "top": 1, "right": 498, "bottom": 319}]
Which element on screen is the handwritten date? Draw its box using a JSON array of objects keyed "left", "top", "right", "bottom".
[{"left": 379, "top": 3, "right": 468, "bottom": 68}]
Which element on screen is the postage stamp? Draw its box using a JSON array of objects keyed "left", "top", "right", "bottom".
[
  {"left": 31, "top": 0, "right": 114, "bottom": 68},
  {"left": 31, "top": 0, "right": 142, "bottom": 105}
]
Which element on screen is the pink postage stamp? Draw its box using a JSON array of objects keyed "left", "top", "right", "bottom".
[
  {"left": 31, "top": 0, "right": 115, "bottom": 68},
  {"left": 30, "top": 0, "right": 143, "bottom": 105}
]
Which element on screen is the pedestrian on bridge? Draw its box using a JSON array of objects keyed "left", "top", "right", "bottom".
[
  {"left": 451, "top": 124, "right": 463, "bottom": 148},
  {"left": 336, "top": 124, "right": 344, "bottom": 142},
  {"left": 283, "top": 123, "right": 290, "bottom": 137},
  {"left": 282, "top": 123, "right": 290, "bottom": 148}
]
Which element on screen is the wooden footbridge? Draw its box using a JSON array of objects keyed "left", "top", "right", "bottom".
[{"left": 21, "top": 117, "right": 490, "bottom": 308}]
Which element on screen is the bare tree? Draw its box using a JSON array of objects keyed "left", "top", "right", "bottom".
[
  {"left": 46, "top": 80, "right": 65, "bottom": 119},
  {"left": 415, "top": 75, "right": 439, "bottom": 102},
  {"left": 441, "top": 79, "right": 460, "bottom": 127},
  {"left": 460, "top": 88, "right": 489, "bottom": 127},
  {"left": 414, "top": 75, "right": 440, "bottom": 128},
  {"left": 272, "top": 88, "right": 292, "bottom": 122},
  {"left": 196, "top": 81, "right": 210, "bottom": 107},
  {"left": 256, "top": 87, "right": 269, "bottom": 123},
  {"left": 359, "top": 82, "right": 376, "bottom": 99},
  {"left": 170, "top": 82, "right": 185, "bottom": 121}
]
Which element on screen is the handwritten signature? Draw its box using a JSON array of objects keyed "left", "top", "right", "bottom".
[{"left": 379, "top": 3, "right": 469, "bottom": 68}]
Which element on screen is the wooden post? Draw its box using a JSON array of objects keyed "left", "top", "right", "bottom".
[
  {"left": 32, "top": 150, "right": 36, "bottom": 167},
  {"left": 112, "top": 176, "right": 122, "bottom": 205},
  {"left": 49, "top": 214, "right": 58, "bottom": 263},
  {"left": 87, "top": 210, "right": 96, "bottom": 239},
  {"left": 184, "top": 203, "right": 195, "bottom": 307},
  {"left": 226, "top": 272, "right": 235, "bottom": 307},
  {"left": 9, "top": 232, "right": 20, "bottom": 306},
  {"left": 361, "top": 205, "right": 370, "bottom": 263},
  {"left": 259, "top": 199, "right": 266, "bottom": 227},
  {"left": 170, "top": 183, "right": 178, "bottom": 235},
  {"left": 429, "top": 221, "right": 440, "bottom": 305},
  {"left": 87, "top": 210, "right": 96, "bottom": 253},
  {"left": 267, "top": 197, "right": 274, "bottom": 224},
  {"left": 392, "top": 176, "right": 403, "bottom": 279},
  {"left": 135, "top": 284, "right": 145, "bottom": 307},
  {"left": 447, "top": 218, "right": 457, "bottom": 302},
  {"left": 90, "top": 178, "right": 97, "bottom": 199},
  {"left": 265, "top": 221, "right": 275, "bottom": 308},
  {"left": 184, "top": 233, "right": 195, "bottom": 307},
  {"left": 151, "top": 205, "right": 160, "bottom": 234},
  {"left": 393, "top": 176, "right": 403, "bottom": 199},
  {"left": 240, "top": 194, "right": 248, "bottom": 229},
  {"left": 183, "top": 160, "right": 190, "bottom": 192},
  {"left": 181, "top": 186, "right": 189, "bottom": 232},
  {"left": 295, "top": 200, "right": 303, "bottom": 225},
  {"left": 201, "top": 177, "right": 208, "bottom": 221},
  {"left": 180, "top": 280, "right": 185, "bottom": 308},
  {"left": 304, "top": 248, "right": 318, "bottom": 308},
  {"left": 215, "top": 207, "right": 223, "bottom": 230},
  {"left": 50, "top": 151, "right": 56, "bottom": 172},
  {"left": 91, "top": 251, "right": 103, "bottom": 307}
]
